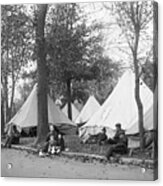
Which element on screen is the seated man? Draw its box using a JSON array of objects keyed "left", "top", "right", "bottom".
[
  {"left": 41, "top": 125, "right": 59, "bottom": 154},
  {"left": 85, "top": 127, "right": 108, "bottom": 145},
  {"left": 106, "top": 132, "right": 128, "bottom": 160},
  {"left": 4, "top": 124, "right": 20, "bottom": 148},
  {"left": 107, "top": 123, "right": 125, "bottom": 144},
  {"left": 57, "top": 133, "right": 65, "bottom": 151},
  {"left": 48, "top": 133, "right": 65, "bottom": 155},
  {"left": 47, "top": 134, "right": 58, "bottom": 154},
  {"left": 97, "top": 127, "right": 108, "bottom": 145}
]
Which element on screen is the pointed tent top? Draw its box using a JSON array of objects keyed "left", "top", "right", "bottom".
[
  {"left": 75, "top": 95, "right": 100, "bottom": 124},
  {"left": 79, "top": 70, "right": 153, "bottom": 140},
  {"left": 62, "top": 103, "right": 80, "bottom": 122},
  {"left": 7, "top": 84, "right": 76, "bottom": 134}
]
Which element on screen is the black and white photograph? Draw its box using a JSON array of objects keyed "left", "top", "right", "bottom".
[{"left": 1, "top": 0, "right": 158, "bottom": 181}]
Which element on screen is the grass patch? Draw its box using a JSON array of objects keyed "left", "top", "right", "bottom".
[
  {"left": 4, "top": 135, "right": 153, "bottom": 159},
  {"left": 20, "top": 137, "right": 36, "bottom": 146},
  {"left": 64, "top": 135, "right": 108, "bottom": 155},
  {"left": 18, "top": 135, "right": 108, "bottom": 155}
]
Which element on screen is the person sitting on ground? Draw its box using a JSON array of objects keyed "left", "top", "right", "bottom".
[
  {"left": 97, "top": 127, "right": 108, "bottom": 145},
  {"left": 85, "top": 127, "right": 108, "bottom": 145},
  {"left": 106, "top": 131, "right": 128, "bottom": 160},
  {"left": 57, "top": 133, "right": 65, "bottom": 151},
  {"left": 41, "top": 124, "right": 59, "bottom": 154},
  {"left": 48, "top": 135, "right": 59, "bottom": 155},
  {"left": 46, "top": 125, "right": 59, "bottom": 143},
  {"left": 4, "top": 124, "right": 20, "bottom": 148},
  {"left": 48, "top": 132, "right": 65, "bottom": 155},
  {"left": 107, "top": 123, "right": 125, "bottom": 144}
]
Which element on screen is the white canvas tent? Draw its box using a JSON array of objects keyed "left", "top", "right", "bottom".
[
  {"left": 127, "top": 105, "right": 153, "bottom": 135},
  {"left": 79, "top": 70, "right": 153, "bottom": 141},
  {"left": 75, "top": 95, "right": 100, "bottom": 125},
  {"left": 62, "top": 103, "right": 80, "bottom": 122},
  {"left": 7, "top": 84, "right": 76, "bottom": 134}
]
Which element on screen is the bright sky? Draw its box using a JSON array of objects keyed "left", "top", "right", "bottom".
[{"left": 78, "top": 2, "right": 153, "bottom": 67}]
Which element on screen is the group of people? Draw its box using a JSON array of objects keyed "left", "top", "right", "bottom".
[
  {"left": 4, "top": 123, "right": 65, "bottom": 156},
  {"left": 86, "top": 123, "right": 128, "bottom": 160},
  {"left": 4, "top": 122, "right": 128, "bottom": 159},
  {"left": 39, "top": 124, "right": 65, "bottom": 156}
]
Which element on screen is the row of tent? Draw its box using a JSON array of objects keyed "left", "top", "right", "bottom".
[
  {"left": 7, "top": 84, "right": 100, "bottom": 135},
  {"left": 62, "top": 96, "right": 101, "bottom": 124},
  {"left": 79, "top": 70, "right": 153, "bottom": 142},
  {"left": 7, "top": 70, "right": 154, "bottom": 139}
]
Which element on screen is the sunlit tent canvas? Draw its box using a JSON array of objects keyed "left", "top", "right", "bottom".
[
  {"left": 62, "top": 103, "right": 80, "bottom": 122},
  {"left": 7, "top": 84, "right": 76, "bottom": 134},
  {"left": 75, "top": 95, "right": 100, "bottom": 125},
  {"left": 79, "top": 70, "right": 153, "bottom": 141}
]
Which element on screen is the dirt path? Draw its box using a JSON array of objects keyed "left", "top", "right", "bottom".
[{"left": 1, "top": 149, "right": 154, "bottom": 180}]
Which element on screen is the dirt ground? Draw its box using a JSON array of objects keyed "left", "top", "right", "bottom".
[{"left": 1, "top": 148, "right": 154, "bottom": 180}]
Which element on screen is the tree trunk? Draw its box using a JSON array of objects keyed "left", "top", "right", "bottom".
[
  {"left": 9, "top": 51, "right": 18, "bottom": 120},
  {"left": 66, "top": 79, "right": 72, "bottom": 120},
  {"left": 8, "top": 76, "right": 16, "bottom": 120},
  {"left": 4, "top": 20, "right": 9, "bottom": 123},
  {"left": 35, "top": 4, "right": 49, "bottom": 145},
  {"left": 134, "top": 67, "right": 144, "bottom": 151},
  {"left": 1, "top": 100, "right": 5, "bottom": 136},
  {"left": 133, "top": 30, "right": 144, "bottom": 151},
  {"left": 4, "top": 76, "right": 9, "bottom": 123}
]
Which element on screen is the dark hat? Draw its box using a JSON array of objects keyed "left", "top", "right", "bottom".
[
  {"left": 115, "top": 123, "right": 121, "bottom": 128},
  {"left": 102, "top": 127, "right": 106, "bottom": 132}
]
